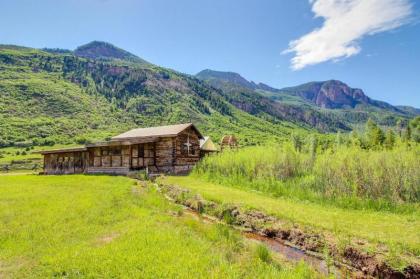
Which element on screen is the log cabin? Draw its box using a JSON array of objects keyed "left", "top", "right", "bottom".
[{"left": 39, "top": 123, "right": 206, "bottom": 175}]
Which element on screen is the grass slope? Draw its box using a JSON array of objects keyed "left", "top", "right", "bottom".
[{"left": 0, "top": 175, "right": 317, "bottom": 278}]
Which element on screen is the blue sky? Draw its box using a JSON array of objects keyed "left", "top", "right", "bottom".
[{"left": 1, "top": 0, "right": 419, "bottom": 107}]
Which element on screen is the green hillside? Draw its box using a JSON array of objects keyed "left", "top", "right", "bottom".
[{"left": 0, "top": 44, "right": 309, "bottom": 148}]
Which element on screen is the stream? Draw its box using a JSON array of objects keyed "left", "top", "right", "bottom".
[{"left": 183, "top": 209, "right": 360, "bottom": 278}]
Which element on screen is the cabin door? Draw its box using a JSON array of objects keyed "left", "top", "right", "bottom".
[
  {"left": 130, "top": 143, "right": 155, "bottom": 170},
  {"left": 73, "top": 152, "right": 86, "bottom": 174}
]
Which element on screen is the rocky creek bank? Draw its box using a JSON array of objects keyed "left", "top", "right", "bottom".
[{"left": 156, "top": 182, "right": 420, "bottom": 279}]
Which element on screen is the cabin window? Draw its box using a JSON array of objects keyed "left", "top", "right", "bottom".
[
  {"left": 101, "top": 149, "right": 109, "bottom": 156},
  {"left": 139, "top": 145, "right": 144, "bottom": 157},
  {"left": 182, "top": 135, "right": 195, "bottom": 156},
  {"left": 110, "top": 147, "right": 122, "bottom": 156},
  {"left": 181, "top": 144, "right": 188, "bottom": 155}
]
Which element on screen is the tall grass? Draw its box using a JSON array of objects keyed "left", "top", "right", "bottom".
[{"left": 193, "top": 143, "right": 420, "bottom": 212}]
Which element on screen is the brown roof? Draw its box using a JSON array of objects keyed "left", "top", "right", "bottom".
[{"left": 111, "top": 123, "right": 203, "bottom": 141}]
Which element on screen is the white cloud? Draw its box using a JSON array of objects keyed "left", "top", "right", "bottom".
[{"left": 284, "top": 0, "right": 413, "bottom": 70}]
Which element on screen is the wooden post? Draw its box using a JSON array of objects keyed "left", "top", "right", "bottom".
[
  {"left": 129, "top": 145, "right": 132, "bottom": 170},
  {"left": 110, "top": 147, "right": 112, "bottom": 168},
  {"left": 153, "top": 141, "right": 157, "bottom": 171}
]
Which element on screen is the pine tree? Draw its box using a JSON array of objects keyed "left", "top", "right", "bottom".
[
  {"left": 410, "top": 116, "right": 420, "bottom": 142},
  {"left": 403, "top": 125, "right": 412, "bottom": 142},
  {"left": 350, "top": 130, "right": 362, "bottom": 147},
  {"left": 308, "top": 135, "right": 318, "bottom": 160},
  {"left": 366, "top": 119, "right": 384, "bottom": 148},
  {"left": 384, "top": 129, "right": 396, "bottom": 149},
  {"left": 290, "top": 133, "right": 303, "bottom": 152},
  {"left": 335, "top": 131, "right": 343, "bottom": 148},
  {"left": 396, "top": 119, "right": 404, "bottom": 137}
]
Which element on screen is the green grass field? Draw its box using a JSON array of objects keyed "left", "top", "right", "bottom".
[
  {"left": 0, "top": 175, "right": 318, "bottom": 278},
  {"left": 163, "top": 176, "right": 420, "bottom": 268}
]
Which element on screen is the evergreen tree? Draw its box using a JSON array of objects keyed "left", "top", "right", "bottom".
[
  {"left": 290, "top": 133, "right": 303, "bottom": 152},
  {"left": 396, "top": 119, "right": 404, "bottom": 137},
  {"left": 366, "top": 119, "right": 384, "bottom": 148},
  {"left": 403, "top": 125, "right": 412, "bottom": 142},
  {"left": 384, "top": 129, "right": 396, "bottom": 149},
  {"left": 335, "top": 131, "right": 343, "bottom": 148},
  {"left": 409, "top": 116, "right": 420, "bottom": 143},
  {"left": 308, "top": 135, "right": 318, "bottom": 160},
  {"left": 350, "top": 130, "right": 362, "bottom": 147}
]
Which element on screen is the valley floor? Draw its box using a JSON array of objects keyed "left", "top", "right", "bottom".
[
  {"left": 0, "top": 175, "right": 318, "bottom": 278},
  {"left": 163, "top": 176, "right": 420, "bottom": 269}
]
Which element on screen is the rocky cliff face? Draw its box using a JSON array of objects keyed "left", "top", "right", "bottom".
[{"left": 282, "top": 80, "right": 370, "bottom": 109}]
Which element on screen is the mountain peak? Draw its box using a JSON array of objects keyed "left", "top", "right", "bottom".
[
  {"left": 196, "top": 69, "right": 255, "bottom": 89},
  {"left": 74, "top": 41, "right": 148, "bottom": 64},
  {"left": 281, "top": 80, "right": 373, "bottom": 109}
]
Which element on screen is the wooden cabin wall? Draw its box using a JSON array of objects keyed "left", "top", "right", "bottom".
[
  {"left": 88, "top": 146, "right": 131, "bottom": 168},
  {"left": 43, "top": 152, "right": 86, "bottom": 174},
  {"left": 155, "top": 138, "right": 175, "bottom": 172},
  {"left": 174, "top": 127, "right": 201, "bottom": 172}
]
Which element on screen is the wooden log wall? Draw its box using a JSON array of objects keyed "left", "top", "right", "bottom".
[
  {"left": 174, "top": 127, "right": 201, "bottom": 167},
  {"left": 88, "top": 146, "right": 131, "bottom": 168},
  {"left": 155, "top": 138, "right": 175, "bottom": 168},
  {"left": 44, "top": 152, "right": 86, "bottom": 174}
]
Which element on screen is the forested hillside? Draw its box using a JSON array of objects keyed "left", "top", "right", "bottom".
[
  {"left": 0, "top": 42, "right": 310, "bottom": 148},
  {"left": 1, "top": 42, "right": 418, "bottom": 149},
  {"left": 196, "top": 69, "right": 418, "bottom": 130}
]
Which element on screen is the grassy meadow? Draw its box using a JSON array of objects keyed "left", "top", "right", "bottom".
[
  {"left": 0, "top": 175, "right": 318, "bottom": 278},
  {"left": 194, "top": 143, "right": 420, "bottom": 213}
]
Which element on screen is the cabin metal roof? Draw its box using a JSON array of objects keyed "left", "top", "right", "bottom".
[{"left": 111, "top": 123, "right": 203, "bottom": 141}]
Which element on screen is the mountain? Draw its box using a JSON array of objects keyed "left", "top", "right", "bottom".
[
  {"left": 197, "top": 69, "right": 278, "bottom": 92},
  {"left": 279, "top": 80, "right": 401, "bottom": 112},
  {"left": 196, "top": 69, "right": 418, "bottom": 128},
  {"left": 74, "top": 41, "right": 149, "bottom": 64},
  {"left": 196, "top": 70, "right": 349, "bottom": 131},
  {"left": 1, "top": 42, "right": 417, "bottom": 148},
  {"left": 0, "top": 43, "right": 312, "bottom": 148}
]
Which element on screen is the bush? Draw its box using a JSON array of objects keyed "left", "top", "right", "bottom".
[
  {"left": 136, "top": 170, "right": 149, "bottom": 181},
  {"left": 75, "top": 136, "right": 91, "bottom": 145}
]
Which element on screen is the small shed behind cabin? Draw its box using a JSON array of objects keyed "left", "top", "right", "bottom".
[{"left": 199, "top": 136, "right": 218, "bottom": 156}]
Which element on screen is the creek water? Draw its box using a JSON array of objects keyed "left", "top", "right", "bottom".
[
  {"left": 243, "top": 232, "right": 358, "bottom": 278},
  {"left": 183, "top": 209, "right": 359, "bottom": 278}
]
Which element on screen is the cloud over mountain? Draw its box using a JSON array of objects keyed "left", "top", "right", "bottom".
[{"left": 285, "top": 0, "right": 413, "bottom": 70}]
